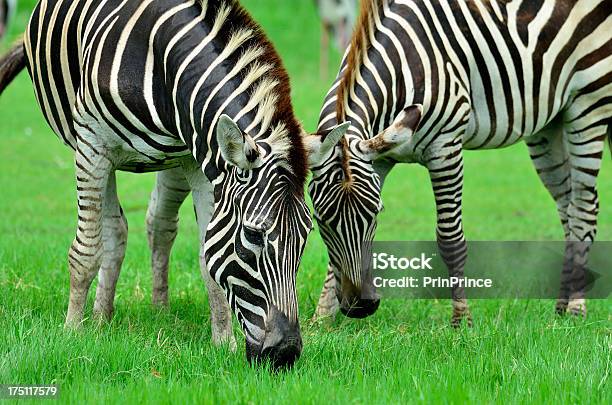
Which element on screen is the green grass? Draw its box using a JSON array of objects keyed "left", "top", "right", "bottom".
[{"left": 0, "top": 1, "right": 610, "bottom": 404}]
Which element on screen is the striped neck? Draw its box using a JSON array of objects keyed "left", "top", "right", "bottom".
[
  {"left": 159, "top": 0, "right": 307, "bottom": 187},
  {"left": 329, "top": 0, "right": 424, "bottom": 183}
]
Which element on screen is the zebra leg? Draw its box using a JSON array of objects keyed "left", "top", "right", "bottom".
[
  {"left": 183, "top": 162, "right": 236, "bottom": 350},
  {"left": 65, "top": 141, "right": 112, "bottom": 328},
  {"left": 92, "top": 172, "right": 128, "bottom": 321},
  {"left": 561, "top": 111, "right": 608, "bottom": 316},
  {"left": 320, "top": 22, "right": 329, "bottom": 80},
  {"left": 146, "top": 168, "right": 191, "bottom": 307},
  {"left": 428, "top": 147, "right": 471, "bottom": 327},
  {"left": 525, "top": 120, "right": 572, "bottom": 314},
  {"left": 313, "top": 263, "right": 340, "bottom": 320}
]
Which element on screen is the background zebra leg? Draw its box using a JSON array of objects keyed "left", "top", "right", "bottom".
[
  {"left": 526, "top": 121, "right": 572, "bottom": 314},
  {"left": 184, "top": 164, "right": 236, "bottom": 350},
  {"left": 65, "top": 142, "right": 112, "bottom": 328},
  {"left": 428, "top": 150, "right": 472, "bottom": 327},
  {"left": 313, "top": 263, "right": 340, "bottom": 320},
  {"left": 146, "top": 168, "right": 190, "bottom": 307},
  {"left": 562, "top": 114, "right": 608, "bottom": 316},
  {"left": 320, "top": 22, "right": 329, "bottom": 79},
  {"left": 92, "top": 172, "right": 128, "bottom": 321}
]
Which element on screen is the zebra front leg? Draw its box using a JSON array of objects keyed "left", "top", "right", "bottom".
[
  {"left": 146, "top": 168, "right": 191, "bottom": 307},
  {"left": 428, "top": 147, "right": 472, "bottom": 327},
  {"left": 65, "top": 141, "right": 112, "bottom": 328},
  {"left": 313, "top": 263, "right": 340, "bottom": 320},
  {"left": 93, "top": 172, "right": 128, "bottom": 321},
  {"left": 184, "top": 163, "right": 236, "bottom": 350}
]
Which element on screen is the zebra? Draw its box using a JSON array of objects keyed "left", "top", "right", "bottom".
[
  {"left": 314, "top": 0, "right": 358, "bottom": 78},
  {"left": 0, "top": 0, "right": 16, "bottom": 40},
  {"left": 0, "top": 0, "right": 348, "bottom": 368},
  {"left": 308, "top": 0, "right": 611, "bottom": 324}
]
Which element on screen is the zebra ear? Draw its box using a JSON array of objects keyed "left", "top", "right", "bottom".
[
  {"left": 216, "top": 114, "right": 260, "bottom": 169},
  {"left": 305, "top": 121, "right": 350, "bottom": 167},
  {"left": 357, "top": 104, "right": 422, "bottom": 161}
]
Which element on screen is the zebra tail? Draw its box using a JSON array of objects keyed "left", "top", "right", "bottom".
[{"left": 0, "top": 37, "right": 26, "bottom": 95}]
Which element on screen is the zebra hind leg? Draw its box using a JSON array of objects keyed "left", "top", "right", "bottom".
[
  {"left": 146, "top": 168, "right": 191, "bottom": 307},
  {"left": 526, "top": 118, "right": 572, "bottom": 314},
  {"left": 561, "top": 108, "right": 609, "bottom": 317},
  {"left": 92, "top": 172, "right": 128, "bottom": 321},
  {"left": 427, "top": 144, "right": 472, "bottom": 327},
  {"left": 65, "top": 141, "right": 112, "bottom": 328},
  {"left": 312, "top": 263, "right": 340, "bottom": 321}
]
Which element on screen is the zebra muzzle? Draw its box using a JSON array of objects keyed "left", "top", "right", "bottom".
[
  {"left": 246, "top": 305, "right": 302, "bottom": 370},
  {"left": 338, "top": 273, "right": 381, "bottom": 318}
]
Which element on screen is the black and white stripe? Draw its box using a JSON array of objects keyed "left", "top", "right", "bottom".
[
  {"left": 0, "top": 0, "right": 346, "bottom": 368},
  {"left": 309, "top": 0, "right": 611, "bottom": 322}
]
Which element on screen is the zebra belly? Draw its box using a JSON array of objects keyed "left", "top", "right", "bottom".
[
  {"left": 462, "top": 110, "right": 535, "bottom": 151},
  {"left": 73, "top": 113, "right": 192, "bottom": 173}
]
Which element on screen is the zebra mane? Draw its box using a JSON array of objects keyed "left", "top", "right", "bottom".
[
  {"left": 201, "top": 0, "right": 308, "bottom": 190},
  {"left": 335, "top": 0, "right": 383, "bottom": 185}
]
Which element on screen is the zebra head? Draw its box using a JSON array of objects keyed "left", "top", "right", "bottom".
[
  {"left": 206, "top": 115, "right": 345, "bottom": 368},
  {"left": 309, "top": 106, "right": 423, "bottom": 318}
]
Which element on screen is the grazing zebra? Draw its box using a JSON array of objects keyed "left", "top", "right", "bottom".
[
  {"left": 309, "top": 0, "right": 611, "bottom": 324},
  {"left": 0, "top": 0, "right": 347, "bottom": 368},
  {"left": 0, "top": 0, "right": 16, "bottom": 40},
  {"left": 314, "top": 0, "right": 358, "bottom": 77}
]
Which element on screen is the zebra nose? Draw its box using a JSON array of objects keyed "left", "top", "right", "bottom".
[
  {"left": 338, "top": 274, "right": 381, "bottom": 318},
  {"left": 258, "top": 305, "right": 302, "bottom": 369},
  {"left": 340, "top": 296, "right": 380, "bottom": 318}
]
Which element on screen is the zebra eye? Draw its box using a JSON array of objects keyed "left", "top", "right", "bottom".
[
  {"left": 243, "top": 224, "right": 265, "bottom": 246},
  {"left": 331, "top": 170, "right": 342, "bottom": 183},
  {"left": 236, "top": 167, "right": 250, "bottom": 181}
]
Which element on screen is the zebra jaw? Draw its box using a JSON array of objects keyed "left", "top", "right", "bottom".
[
  {"left": 357, "top": 104, "right": 423, "bottom": 161},
  {"left": 216, "top": 114, "right": 262, "bottom": 170},
  {"left": 304, "top": 121, "right": 350, "bottom": 167}
]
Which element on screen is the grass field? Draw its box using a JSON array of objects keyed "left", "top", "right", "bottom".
[{"left": 0, "top": 1, "right": 610, "bottom": 403}]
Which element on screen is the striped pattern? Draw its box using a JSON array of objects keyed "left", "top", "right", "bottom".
[
  {"left": 19, "top": 0, "right": 313, "bottom": 355},
  {"left": 310, "top": 0, "right": 611, "bottom": 322}
]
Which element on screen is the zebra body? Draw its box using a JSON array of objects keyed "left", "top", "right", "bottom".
[
  {"left": 0, "top": 0, "right": 348, "bottom": 368},
  {"left": 310, "top": 0, "right": 611, "bottom": 321}
]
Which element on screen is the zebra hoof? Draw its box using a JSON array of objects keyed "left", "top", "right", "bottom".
[
  {"left": 311, "top": 302, "right": 339, "bottom": 324},
  {"left": 567, "top": 299, "right": 587, "bottom": 317},
  {"left": 92, "top": 309, "right": 113, "bottom": 325},
  {"left": 555, "top": 298, "right": 568, "bottom": 315},
  {"left": 213, "top": 333, "right": 237, "bottom": 352},
  {"left": 450, "top": 311, "right": 473, "bottom": 328},
  {"left": 151, "top": 290, "right": 169, "bottom": 308}
]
